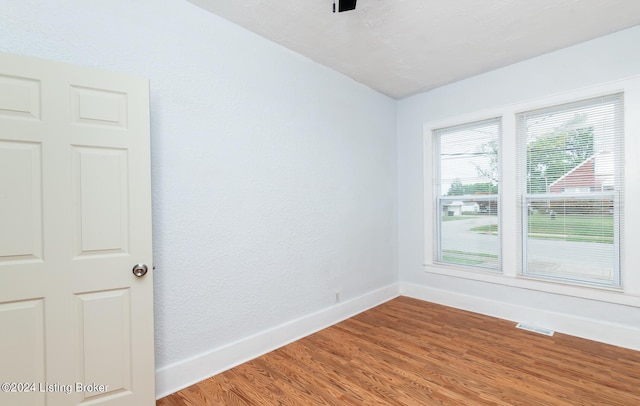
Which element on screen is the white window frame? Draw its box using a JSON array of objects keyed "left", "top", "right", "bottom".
[
  {"left": 517, "top": 94, "right": 624, "bottom": 289},
  {"left": 423, "top": 76, "right": 640, "bottom": 308},
  {"left": 433, "top": 118, "right": 502, "bottom": 272}
]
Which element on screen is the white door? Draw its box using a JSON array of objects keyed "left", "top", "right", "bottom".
[{"left": 0, "top": 52, "right": 154, "bottom": 405}]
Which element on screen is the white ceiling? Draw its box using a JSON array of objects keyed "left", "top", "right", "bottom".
[{"left": 188, "top": 0, "right": 640, "bottom": 99}]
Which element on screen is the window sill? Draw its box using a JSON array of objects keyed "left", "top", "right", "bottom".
[{"left": 423, "top": 262, "right": 639, "bottom": 308}]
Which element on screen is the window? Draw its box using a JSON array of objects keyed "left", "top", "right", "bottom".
[
  {"left": 424, "top": 80, "right": 640, "bottom": 304},
  {"left": 435, "top": 118, "right": 501, "bottom": 270},
  {"left": 517, "top": 94, "right": 623, "bottom": 287}
]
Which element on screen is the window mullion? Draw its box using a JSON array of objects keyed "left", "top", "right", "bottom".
[{"left": 501, "top": 112, "right": 517, "bottom": 277}]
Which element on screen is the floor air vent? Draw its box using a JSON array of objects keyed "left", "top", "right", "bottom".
[{"left": 515, "top": 323, "right": 554, "bottom": 336}]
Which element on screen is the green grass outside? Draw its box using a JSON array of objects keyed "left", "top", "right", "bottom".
[
  {"left": 442, "top": 215, "right": 481, "bottom": 222},
  {"left": 470, "top": 224, "right": 497, "bottom": 232},
  {"left": 470, "top": 214, "right": 613, "bottom": 243},
  {"left": 443, "top": 249, "right": 498, "bottom": 259},
  {"left": 442, "top": 249, "right": 498, "bottom": 266},
  {"left": 442, "top": 255, "right": 484, "bottom": 265}
]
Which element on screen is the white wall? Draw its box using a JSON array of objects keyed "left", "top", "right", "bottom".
[
  {"left": 0, "top": 0, "right": 398, "bottom": 395},
  {"left": 4, "top": 0, "right": 639, "bottom": 397},
  {"left": 398, "top": 26, "right": 640, "bottom": 347}
]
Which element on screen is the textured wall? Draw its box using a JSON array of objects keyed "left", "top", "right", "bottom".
[
  {"left": 397, "top": 26, "right": 640, "bottom": 326},
  {"left": 0, "top": 0, "right": 398, "bottom": 370}
]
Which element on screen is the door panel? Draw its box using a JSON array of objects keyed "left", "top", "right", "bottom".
[
  {"left": 0, "top": 141, "right": 42, "bottom": 261},
  {"left": 71, "top": 86, "right": 127, "bottom": 128},
  {"left": 76, "top": 289, "right": 132, "bottom": 402},
  {"left": 0, "top": 52, "right": 153, "bottom": 406},
  {"left": 0, "top": 299, "right": 46, "bottom": 398},
  {"left": 72, "top": 146, "right": 129, "bottom": 256},
  {"left": 0, "top": 74, "right": 41, "bottom": 120}
]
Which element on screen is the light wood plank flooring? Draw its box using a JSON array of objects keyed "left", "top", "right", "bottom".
[{"left": 157, "top": 296, "right": 640, "bottom": 405}]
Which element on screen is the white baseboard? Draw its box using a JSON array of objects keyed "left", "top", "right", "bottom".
[
  {"left": 400, "top": 281, "right": 640, "bottom": 351},
  {"left": 155, "top": 283, "right": 400, "bottom": 399}
]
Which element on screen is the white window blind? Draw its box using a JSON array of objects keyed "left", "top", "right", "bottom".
[
  {"left": 517, "top": 94, "right": 624, "bottom": 287},
  {"left": 435, "top": 118, "right": 501, "bottom": 270}
]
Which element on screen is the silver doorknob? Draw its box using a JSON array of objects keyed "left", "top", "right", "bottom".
[{"left": 132, "top": 264, "right": 149, "bottom": 277}]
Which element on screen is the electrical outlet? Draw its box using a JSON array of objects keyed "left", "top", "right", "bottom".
[{"left": 335, "top": 292, "right": 341, "bottom": 303}]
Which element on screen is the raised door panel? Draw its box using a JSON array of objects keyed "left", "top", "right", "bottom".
[
  {"left": 75, "top": 289, "right": 131, "bottom": 404},
  {"left": 0, "top": 141, "right": 43, "bottom": 262},
  {"left": 0, "top": 74, "right": 40, "bottom": 121},
  {"left": 72, "top": 146, "right": 129, "bottom": 257},
  {"left": 0, "top": 299, "right": 45, "bottom": 406}
]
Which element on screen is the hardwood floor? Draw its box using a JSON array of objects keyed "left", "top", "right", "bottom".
[{"left": 157, "top": 297, "right": 640, "bottom": 405}]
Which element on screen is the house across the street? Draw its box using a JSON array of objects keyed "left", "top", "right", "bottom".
[{"left": 444, "top": 201, "right": 480, "bottom": 216}]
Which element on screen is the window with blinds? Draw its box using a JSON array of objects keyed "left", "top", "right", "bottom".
[
  {"left": 435, "top": 118, "right": 501, "bottom": 271},
  {"left": 517, "top": 94, "right": 623, "bottom": 287}
]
